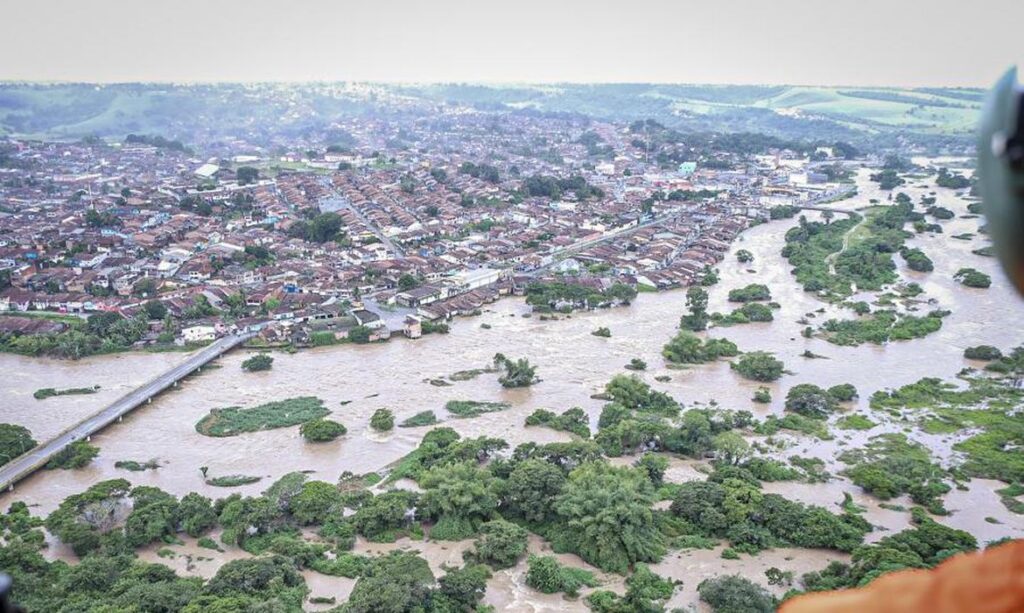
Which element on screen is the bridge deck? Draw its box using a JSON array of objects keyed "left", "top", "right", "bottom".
[{"left": 0, "top": 332, "right": 254, "bottom": 491}]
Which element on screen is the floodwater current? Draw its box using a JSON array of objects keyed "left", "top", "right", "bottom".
[{"left": 2, "top": 162, "right": 1022, "bottom": 609}]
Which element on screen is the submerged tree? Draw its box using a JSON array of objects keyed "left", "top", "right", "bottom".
[{"left": 493, "top": 353, "right": 538, "bottom": 388}]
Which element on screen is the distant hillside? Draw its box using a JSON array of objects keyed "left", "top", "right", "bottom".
[{"left": 0, "top": 82, "right": 982, "bottom": 147}]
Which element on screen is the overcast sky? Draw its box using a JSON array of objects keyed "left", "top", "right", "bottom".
[{"left": 2, "top": 0, "right": 1022, "bottom": 87}]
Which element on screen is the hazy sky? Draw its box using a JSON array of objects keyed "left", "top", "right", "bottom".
[{"left": 3, "top": 0, "right": 1022, "bottom": 87}]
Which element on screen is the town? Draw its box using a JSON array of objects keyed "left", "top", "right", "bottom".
[{"left": 0, "top": 105, "right": 870, "bottom": 358}]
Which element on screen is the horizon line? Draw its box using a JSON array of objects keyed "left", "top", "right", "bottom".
[{"left": 0, "top": 78, "right": 990, "bottom": 91}]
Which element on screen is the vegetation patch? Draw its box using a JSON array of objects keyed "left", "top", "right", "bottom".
[
  {"left": 731, "top": 351, "right": 785, "bottom": 382},
  {"left": 525, "top": 407, "right": 590, "bottom": 438},
  {"left": 370, "top": 408, "right": 395, "bottom": 432},
  {"left": 45, "top": 441, "right": 99, "bottom": 470},
  {"left": 839, "top": 433, "right": 949, "bottom": 514},
  {"left": 836, "top": 415, "right": 876, "bottom": 431},
  {"left": 114, "top": 458, "right": 161, "bottom": 471},
  {"left": 300, "top": 418, "right": 347, "bottom": 442},
  {"left": 818, "top": 309, "right": 947, "bottom": 346},
  {"left": 444, "top": 400, "right": 512, "bottom": 418},
  {"left": 34, "top": 385, "right": 99, "bottom": 400},
  {"left": 241, "top": 353, "right": 274, "bottom": 371},
  {"left": 195, "top": 396, "right": 330, "bottom": 437},
  {"left": 399, "top": 410, "right": 440, "bottom": 428},
  {"left": 954, "top": 267, "right": 991, "bottom": 288},
  {"left": 492, "top": 353, "right": 538, "bottom": 387},
  {"left": 525, "top": 554, "right": 600, "bottom": 597},
  {"left": 206, "top": 474, "right": 262, "bottom": 487},
  {"left": 662, "top": 331, "right": 738, "bottom": 364},
  {"left": 448, "top": 367, "right": 496, "bottom": 381}
]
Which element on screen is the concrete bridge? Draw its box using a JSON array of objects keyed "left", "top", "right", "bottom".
[{"left": 0, "top": 332, "right": 255, "bottom": 492}]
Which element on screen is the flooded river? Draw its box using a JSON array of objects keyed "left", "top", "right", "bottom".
[{"left": 2, "top": 163, "right": 1022, "bottom": 608}]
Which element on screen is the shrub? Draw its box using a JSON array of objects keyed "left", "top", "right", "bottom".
[
  {"left": 663, "top": 331, "right": 738, "bottom": 364},
  {"left": 727, "top": 284, "right": 771, "bottom": 303},
  {"left": 954, "top": 267, "right": 991, "bottom": 288},
  {"left": 241, "top": 353, "right": 274, "bottom": 371},
  {"left": 698, "top": 575, "right": 775, "bottom": 612},
  {"left": 300, "top": 419, "right": 347, "bottom": 442},
  {"left": 525, "top": 555, "right": 599, "bottom": 597},
  {"left": 46, "top": 441, "right": 99, "bottom": 470},
  {"left": 964, "top": 345, "right": 1002, "bottom": 361},
  {"left": 468, "top": 520, "right": 529, "bottom": 569},
  {"left": 625, "top": 358, "right": 647, "bottom": 371},
  {"left": 731, "top": 352, "right": 784, "bottom": 382},
  {"left": 827, "top": 383, "right": 858, "bottom": 402},
  {"left": 370, "top": 409, "right": 394, "bottom": 432}
]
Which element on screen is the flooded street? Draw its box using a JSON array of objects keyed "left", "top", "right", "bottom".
[{"left": 3, "top": 164, "right": 1022, "bottom": 608}]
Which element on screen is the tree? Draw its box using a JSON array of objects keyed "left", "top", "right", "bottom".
[
  {"left": 46, "top": 479, "right": 132, "bottom": 556},
  {"left": 469, "top": 519, "right": 529, "bottom": 569},
  {"left": 143, "top": 300, "right": 167, "bottom": 320},
  {"left": 736, "top": 249, "right": 754, "bottom": 263},
  {"left": 370, "top": 408, "right": 394, "bottom": 432},
  {"left": 397, "top": 273, "right": 419, "bottom": 291},
  {"left": 347, "top": 325, "right": 373, "bottom": 344},
  {"left": 346, "top": 551, "right": 434, "bottom": 613},
  {"left": 663, "top": 331, "right": 737, "bottom": 365},
  {"left": 752, "top": 387, "right": 771, "bottom": 404},
  {"left": 125, "top": 486, "right": 178, "bottom": 547},
  {"left": 0, "top": 424, "right": 36, "bottom": 467},
  {"left": 174, "top": 492, "right": 217, "bottom": 537},
  {"left": 204, "top": 555, "right": 306, "bottom": 609},
  {"left": 827, "top": 383, "right": 858, "bottom": 402},
  {"left": 954, "top": 268, "right": 991, "bottom": 288},
  {"left": 551, "top": 462, "right": 665, "bottom": 573},
  {"left": 46, "top": 440, "right": 99, "bottom": 469},
  {"left": 352, "top": 490, "right": 416, "bottom": 541},
  {"left": 587, "top": 564, "right": 676, "bottom": 612},
  {"left": 697, "top": 575, "right": 775, "bottom": 612},
  {"left": 604, "top": 374, "right": 679, "bottom": 415},
  {"left": 236, "top": 166, "right": 259, "bottom": 185},
  {"left": 241, "top": 353, "right": 273, "bottom": 372},
  {"left": 680, "top": 286, "right": 709, "bottom": 331},
  {"left": 525, "top": 555, "right": 599, "bottom": 597},
  {"left": 964, "top": 345, "right": 1002, "bottom": 361},
  {"left": 300, "top": 419, "right": 347, "bottom": 442},
  {"left": 504, "top": 458, "right": 567, "bottom": 523},
  {"left": 727, "top": 284, "right": 771, "bottom": 303},
  {"left": 634, "top": 453, "right": 669, "bottom": 487},
  {"left": 713, "top": 432, "right": 750, "bottom": 465},
  {"left": 784, "top": 384, "right": 838, "bottom": 418},
  {"left": 419, "top": 462, "right": 500, "bottom": 540},
  {"left": 493, "top": 353, "right": 538, "bottom": 388},
  {"left": 291, "top": 480, "right": 344, "bottom": 525},
  {"left": 437, "top": 564, "right": 491, "bottom": 610},
  {"left": 731, "top": 352, "right": 784, "bottom": 382}
]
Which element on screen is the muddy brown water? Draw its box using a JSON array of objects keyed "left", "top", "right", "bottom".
[{"left": 2, "top": 163, "right": 1022, "bottom": 609}]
